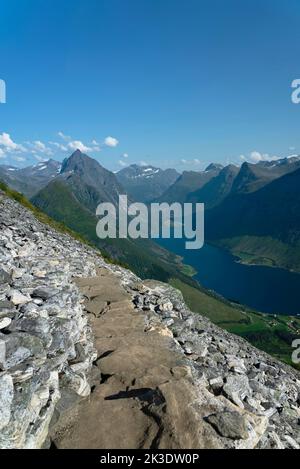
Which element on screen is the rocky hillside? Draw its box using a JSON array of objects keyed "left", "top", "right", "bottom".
[{"left": 0, "top": 190, "right": 300, "bottom": 449}]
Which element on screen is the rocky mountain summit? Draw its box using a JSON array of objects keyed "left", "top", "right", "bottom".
[{"left": 0, "top": 190, "right": 300, "bottom": 449}]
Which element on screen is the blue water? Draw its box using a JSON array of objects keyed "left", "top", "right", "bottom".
[{"left": 158, "top": 238, "right": 300, "bottom": 315}]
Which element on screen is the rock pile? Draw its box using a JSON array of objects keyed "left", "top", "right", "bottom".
[
  {"left": 0, "top": 189, "right": 300, "bottom": 449},
  {"left": 131, "top": 280, "right": 300, "bottom": 449},
  {"left": 0, "top": 193, "right": 101, "bottom": 448}
]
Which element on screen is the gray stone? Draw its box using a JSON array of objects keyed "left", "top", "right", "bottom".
[
  {"left": 9, "top": 290, "right": 30, "bottom": 306},
  {"left": 47, "top": 331, "right": 75, "bottom": 359},
  {"left": 0, "top": 317, "right": 12, "bottom": 330},
  {"left": 0, "top": 267, "right": 11, "bottom": 285},
  {"left": 206, "top": 411, "right": 249, "bottom": 440},
  {"left": 0, "top": 339, "right": 6, "bottom": 368},
  {"left": 157, "top": 299, "right": 173, "bottom": 312},
  {"left": 9, "top": 318, "right": 51, "bottom": 345},
  {"left": 0, "top": 300, "right": 14, "bottom": 310},
  {"left": 227, "top": 356, "right": 247, "bottom": 374},
  {"left": 209, "top": 376, "right": 224, "bottom": 391},
  {"left": 32, "top": 286, "right": 59, "bottom": 301},
  {"left": 61, "top": 368, "right": 90, "bottom": 397},
  {"left": 11, "top": 366, "right": 34, "bottom": 383},
  {"left": 0, "top": 374, "right": 14, "bottom": 430},
  {"left": 223, "top": 374, "right": 251, "bottom": 403},
  {"left": 284, "top": 435, "right": 300, "bottom": 449},
  {"left": 0, "top": 332, "right": 46, "bottom": 370}
]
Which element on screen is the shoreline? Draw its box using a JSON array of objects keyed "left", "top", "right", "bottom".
[{"left": 208, "top": 241, "right": 300, "bottom": 275}]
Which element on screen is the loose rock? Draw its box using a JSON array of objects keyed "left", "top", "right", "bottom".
[{"left": 206, "top": 411, "right": 249, "bottom": 440}]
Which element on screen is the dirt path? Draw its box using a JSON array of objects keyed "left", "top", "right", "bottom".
[{"left": 50, "top": 268, "right": 224, "bottom": 449}]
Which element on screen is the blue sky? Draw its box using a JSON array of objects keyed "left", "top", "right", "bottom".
[{"left": 1, "top": 0, "right": 300, "bottom": 171}]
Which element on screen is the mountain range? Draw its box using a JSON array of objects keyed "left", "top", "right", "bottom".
[
  {"left": 157, "top": 157, "right": 300, "bottom": 204},
  {"left": 0, "top": 159, "right": 61, "bottom": 198},
  {"left": 186, "top": 164, "right": 239, "bottom": 209},
  {"left": 116, "top": 164, "right": 179, "bottom": 202},
  {"left": 29, "top": 151, "right": 194, "bottom": 283},
  {"left": 153, "top": 163, "right": 223, "bottom": 204},
  {"left": 230, "top": 157, "right": 300, "bottom": 194},
  {"left": 2, "top": 151, "right": 300, "bottom": 272},
  {"left": 156, "top": 156, "right": 300, "bottom": 271}
]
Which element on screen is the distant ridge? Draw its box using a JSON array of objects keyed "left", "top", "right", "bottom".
[
  {"left": 0, "top": 159, "right": 61, "bottom": 197},
  {"left": 116, "top": 163, "right": 179, "bottom": 202},
  {"left": 187, "top": 164, "right": 239, "bottom": 209},
  {"left": 155, "top": 166, "right": 222, "bottom": 204}
]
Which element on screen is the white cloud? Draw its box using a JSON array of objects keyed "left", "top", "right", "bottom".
[
  {"left": 249, "top": 151, "right": 264, "bottom": 162},
  {"left": 239, "top": 151, "right": 300, "bottom": 164},
  {"left": 33, "top": 140, "right": 47, "bottom": 152},
  {"left": 240, "top": 151, "right": 280, "bottom": 163},
  {"left": 30, "top": 140, "right": 53, "bottom": 156},
  {"left": 67, "top": 140, "right": 92, "bottom": 153},
  {"left": 0, "top": 131, "right": 121, "bottom": 166},
  {"left": 249, "top": 151, "right": 280, "bottom": 163},
  {"left": 118, "top": 160, "right": 127, "bottom": 167},
  {"left": 104, "top": 136, "right": 119, "bottom": 147},
  {"left": 289, "top": 146, "right": 296, "bottom": 151},
  {"left": 58, "top": 131, "right": 71, "bottom": 141},
  {"left": 139, "top": 160, "right": 148, "bottom": 166},
  {"left": 0, "top": 132, "right": 25, "bottom": 152},
  {"left": 92, "top": 145, "right": 101, "bottom": 152},
  {"left": 56, "top": 133, "right": 101, "bottom": 153},
  {"left": 54, "top": 132, "right": 119, "bottom": 154},
  {"left": 34, "top": 155, "right": 48, "bottom": 162},
  {"left": 180, "top": 158, "right": 202, "bottom": 166},
  {"left": 0, "top": 132, "right": 17, "bottom": 150},
  {"left": 49, "top": 141, "right": 68, "bottom": 152}
]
